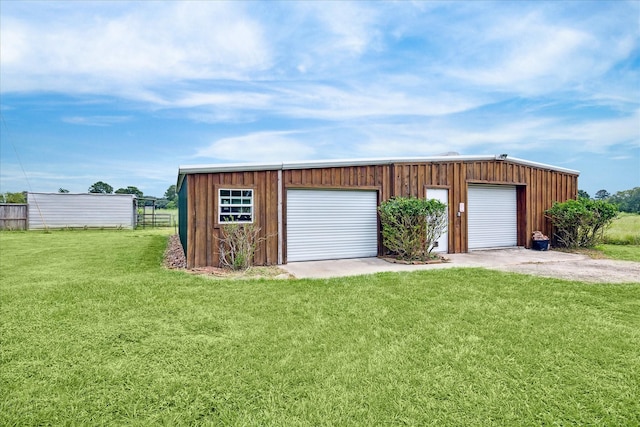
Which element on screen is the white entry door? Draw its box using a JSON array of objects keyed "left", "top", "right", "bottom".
[{"left": 426, "top": 188, "right": 448, "bottom": 253}]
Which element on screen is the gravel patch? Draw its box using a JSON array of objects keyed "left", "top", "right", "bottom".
[
  {"left": 496, "top": 258, "right": 640, "bottom": 283},
  {"left": 164, "top": 234, "right": 187, "bottom": 269}
]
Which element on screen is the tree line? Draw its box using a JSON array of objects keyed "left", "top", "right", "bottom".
[
  {"left": 0, "top": 182, "right": 179, "bottom": 209},
  {"left": 84, "top": 181, "right": 178, "bottom": 208},
  {"left": 578, "top": 187, "right": 640, "bottom": 213}
]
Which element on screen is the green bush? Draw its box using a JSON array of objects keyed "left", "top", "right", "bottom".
[
  {"left": 545, "top": 198, "right": 618, "bottom": 248},
  {"left": 379, "top": 197, "right": 447, "bottom": 261},
  {"left": 0, "top": 192, "right": 26, "bottom": 203}
]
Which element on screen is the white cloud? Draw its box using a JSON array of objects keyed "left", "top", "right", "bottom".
[
  {"left": 0, "top": 2, "right": 271, "bottom": 94},
  {"left": 62, "top": 116, "right": 132, "bottom": 126},
  {"left": 1, "top": 1, "right": 637, "bottom": 198},
  {"left": 436, "top": 6, "right": 638, "bottom": 97},
  {"left": 350, "top": 110, "right": 639, "bottom": 158},
  {"left": 541, "top": 111, "right": 640, "bottom": 152},
  {"left": 169, "top": 91, "right": 272, "bottom": 110},
  {"left": 269, "top": 83, "right": 483, "bottom": 120},
  {"left": 310, "top": 2, "right": 379, "bottom": 56},
  {"left": 258, "top": 2, "right": 382, "bottom": 78},
  {"left": 195, "top": 131, "right": 317, "bottom": 162},
  {"left": 448, "top": 20, "right": 590, "bottom": 92}
]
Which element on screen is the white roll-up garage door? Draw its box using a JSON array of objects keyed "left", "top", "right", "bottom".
[
  {"left": 287, "top": 189, "right": 378, "bottom": 262},
  {"left": 467, "top": 185, "right": 517, "bottom": 250}
]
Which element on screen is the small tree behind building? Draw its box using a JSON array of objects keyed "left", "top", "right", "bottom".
[
  {"left": 595, "top": 189, "right": 610, "bottom": 200},
  {"left": 577, "top": 189, "right": 590, "bottom": 199},
  {"left": 115, "top": 186, "right": 143, "bottom": 198},
  {"left": 88, "top": 181, "right": 113, "bottom": 194}
]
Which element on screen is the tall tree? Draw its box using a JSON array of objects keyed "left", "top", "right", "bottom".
[
  {"left": 88, "top": 181, "right": 113, "bottom": 194},
  {"left": 577, "top": 189, "right": 590, "bottom": 199},
  {"left": 608, "top": 187, "right": 640, "bottom": 213},
  {"left": 115, "top": 186, "right": 143, "bottom": 198},
  {"left": 595, "top": 189, "right": 610, "bottom": 200},
  {"left": 164, "top": 184, "right": 177, "bottom": 202}
]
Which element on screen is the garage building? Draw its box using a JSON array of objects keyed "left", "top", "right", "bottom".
[{"left": 177, "top": 155, "right": 579, "bottom": 268}]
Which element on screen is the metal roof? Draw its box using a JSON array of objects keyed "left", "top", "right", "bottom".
[
  {"left": 178, "top": 155, "right": 580, "bottom": 178},
  {"left": 27, "top": 192, "right": 137, "bottom": 198}
]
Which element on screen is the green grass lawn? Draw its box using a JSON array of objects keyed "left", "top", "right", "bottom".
[
  {"left": 1, "top": 230, "right": 639, "bottom": 425},
  {"left": 598, "top": 213, "right": 640, "bottom": 261},
  {"left": 604, "top": 212, "right": 640, "bottom": 245},
  {"left": 596, "top": 244, "right": 640, "bottom": 262}
]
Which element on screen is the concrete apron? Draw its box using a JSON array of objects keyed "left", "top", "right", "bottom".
[{"left": 281, "top": 248, "right": 587, "bottom": 279}]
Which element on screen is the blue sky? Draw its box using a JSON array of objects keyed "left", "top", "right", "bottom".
[{"left": 1, "top": 0, "right": 638, "bottom": 198}]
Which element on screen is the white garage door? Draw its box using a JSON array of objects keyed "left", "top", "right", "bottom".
[
  {"left": 287, "top": 189, "right": 378, "bottom": 262},
  {"left": 467, "top": 185, "right": 517, "bottom": 250}
]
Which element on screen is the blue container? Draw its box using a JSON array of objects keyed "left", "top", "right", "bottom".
[{"left": 532, "top": 239, "right": 549, "bottom": 251}]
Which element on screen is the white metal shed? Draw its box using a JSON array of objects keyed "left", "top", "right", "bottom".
[{"left": 27, "top": 192, "right": 137, "bottom": 230}]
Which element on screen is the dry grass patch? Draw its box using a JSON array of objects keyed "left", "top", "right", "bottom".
[{"left": 187, "top": 265, "right": 293, "bottom": 280}]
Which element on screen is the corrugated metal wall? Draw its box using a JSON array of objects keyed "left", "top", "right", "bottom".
[
  {"left": 182, "top": 159, "right": 578, "bottom": 267},
  {"left": 27, "top": 193, "right": 136, "bottom": 229}
]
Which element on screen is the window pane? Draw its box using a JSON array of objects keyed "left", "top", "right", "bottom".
[{"left": 219, "top": 188, "right": 253, "bottom": 224}]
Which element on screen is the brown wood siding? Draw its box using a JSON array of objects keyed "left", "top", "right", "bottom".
[
  {"left": 282, "top": 165, "right": 387, "bottom": 263},
  {"left": 185, "top": 170, "right": 279, "bottom": 268},
  {"left": 392, "top": 160, "right": 577, "bottom": 252},
  {"left": 184, "top": 159, "right": 578, "bottom": 267}
]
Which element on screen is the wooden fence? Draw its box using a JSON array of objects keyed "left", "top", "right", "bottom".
[{"left": 0, "top": 204, "right": 28, "bottom": 230}]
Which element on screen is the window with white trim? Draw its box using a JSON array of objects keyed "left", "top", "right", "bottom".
[{"left": 218, "top": 189, "right": 253, "bottom": 223}]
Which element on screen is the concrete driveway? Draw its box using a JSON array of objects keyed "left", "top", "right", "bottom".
[{"left": 281, "top": 248, "right": 640, "bottom": 283}]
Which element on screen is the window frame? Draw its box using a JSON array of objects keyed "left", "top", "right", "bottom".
[{"left": 217, "top": 187, "right": 255, "bottom": 225}]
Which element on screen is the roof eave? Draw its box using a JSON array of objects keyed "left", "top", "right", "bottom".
[{"left": 177, "top": 155, "right": 580, "bottom": 176}]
